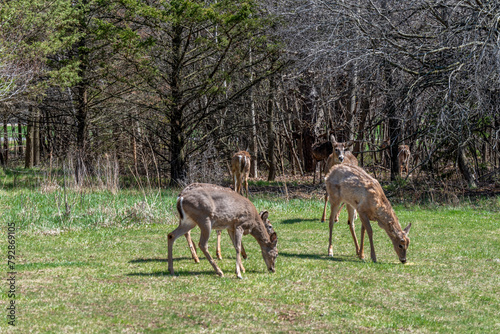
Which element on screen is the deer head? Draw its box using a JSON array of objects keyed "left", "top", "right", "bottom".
[
  {"left": 392, "top": 223, "right": 411, "bottom": 263},
  {"left": 330, "top": 135, "right": 352, "bottom": 163},
  {"left": 259, "top": 210, "right": 278, "bottom": 272}
]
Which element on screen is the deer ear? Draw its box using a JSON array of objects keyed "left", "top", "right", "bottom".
[
  {"left": 260, "top": 210, "right": 269, "bottom": 221},
  {"left": 330, "top": 134, "right": 337, "bottom": 144},
  {"left": 403, "top": 223, "right": 411, "bottom": 235},
  {"left": 270, "top": 232, "right": 278, "bottom": 245}
]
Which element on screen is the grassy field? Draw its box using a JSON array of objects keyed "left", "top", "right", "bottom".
[{"left": 1, "top": 181, "right": 500, "bottom": 333}]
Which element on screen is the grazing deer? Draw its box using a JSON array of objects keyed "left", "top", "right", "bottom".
[
  {"left": 325, "top": 164, "right": 411, "bottom": 263},
  {"left": 321, "top": 136, "right": 358, "bottom": 221},
  {"left": 180, "top": 183, "right": 248, "bottom": 262},
  {"left": 168, "top": 183, "right": 278, "bottom": 278},
  {"left": 319, "top": 136, "right": 360, "bottom": 255},
  {"left": 231, "top": 151, "right": 251, "bottom": 197},
  {"left": 311, "top": 140, "right": 333, "bottom": 184}
]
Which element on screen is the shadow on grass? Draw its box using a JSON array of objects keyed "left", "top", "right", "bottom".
[
  {"left": 127, "top": 268, "right": 262, "bottom": 277},
  {"left": 127, "top": 270, "right": 215, "bottom": 277},
  {"left": 129, "top": 257, "right": 191, "bottom": 263},
  {"left": 281, "top": 218, "right": 321, "bottom": 224},
  {"left": 278, "top": 251, "right": 362, "bottom": 263}
]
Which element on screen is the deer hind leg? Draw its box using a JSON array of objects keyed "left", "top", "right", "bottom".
[
  {"left": 227, "top": 227, "right": 245, "bottom": 279},
  {"left": 358, "top": 213, "right": 376, "bottom": 262},
  {"left": 346, "top": 204, "right": 360, "bottom": 256},
  {"left": 184, "top": 231, "right": 199, "bottom": 263},
  {"left": 321, "top": 193, "right": 329, "bottom": 222},
  {"left": 198, "top": 221, "right": 224, "bottom": 277},
  {"left": 168, "top": 218, "right": 197, "bottom": 275},
  {"left": 216, "top": 230, "right": 222, "bottom": 260},
  {"left": 328, "top": 199, "right": 342, "bottom": 257},
  {"left": 244, "top": 176, "right": 249, "bottom": 198}
]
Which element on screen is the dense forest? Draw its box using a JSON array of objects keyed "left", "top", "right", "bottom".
[{"left": 1, "top": 0, "right": 499, "bottom": 194}]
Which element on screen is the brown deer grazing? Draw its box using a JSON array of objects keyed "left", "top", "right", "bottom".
[
  {"left": 180, "top": 183, "right": 248, "bottom": 262},
  {"left": 321, "top": 136, "right": 358, "bottom": 221},
  {"left": 325, "top": 164, "right": 411, "bottom": 263},
  {"left": 320, "top": 136, "right": 360, "bottom": 255},
  {"left": 231, "top": 151, "right": 251, "bottom": 197},
  {"left": 168, "top": 183, "right": 278, "bottom": 278},
  {"left": 312, "top": 140, "right": 333, "bottom": 184}
]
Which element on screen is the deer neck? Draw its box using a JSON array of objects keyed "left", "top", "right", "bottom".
[
  {"left": 376, "top": 206, "right": 404, "bottom": 240},
  {"left": 250, "top": 222, "right": 271, "bottom": 246}
]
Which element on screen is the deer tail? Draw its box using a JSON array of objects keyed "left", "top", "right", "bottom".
[{"left": 176, "top": 196, "right": 184, "bottom": 220}]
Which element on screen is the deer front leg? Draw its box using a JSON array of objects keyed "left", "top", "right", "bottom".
[
  {"left": 346, "top": 205, "right": 360, "bottom": 256},
  {"left": 359, "top": 214, "right": 376, "bottom": 262},
  {"left": 328, "top": 201, "right": 341, "bottom": 256},
  {"left": 359, "top": 224, "right": 366, "bottom": 260},
  {"left": 198, "top": 224, "right": 224, "bottom": 277},
  {"left": 216, "top": 230, "right": 222, "bottom": 260},
  {"left": 184, "top": 231, "right": 199, "bottom": 263},
  {"left": 228, "top": 227, "right": 245, "bottom": 279},
  {"left": 168, "top": 219, "right": 197, "bottom": 275}
]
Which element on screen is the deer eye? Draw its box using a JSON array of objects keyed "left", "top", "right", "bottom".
[{"left": 398, "top": 244, "right": 403, "bottom": 249}]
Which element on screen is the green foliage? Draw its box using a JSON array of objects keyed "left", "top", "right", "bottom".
[{"left": 0, "top": 0, "right": 82, "bottom": 90}]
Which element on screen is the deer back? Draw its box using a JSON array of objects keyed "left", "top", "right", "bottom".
[
  {"left": 231, "top": 151, "right": 251, "bottom": 176},
  {"left": 178, "top": 183, "right": 275, "bottom": 241}
]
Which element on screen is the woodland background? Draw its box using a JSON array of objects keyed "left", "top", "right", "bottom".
[{"left": 1, "top": 0, "right": 499, "bottom": 196}]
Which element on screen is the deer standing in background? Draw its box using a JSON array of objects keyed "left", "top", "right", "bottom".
[
  {"left": 214, "top": 150, "right": 253, "bottom": 260},
  {"left": 325, "top": 164, "right": 411, "bottom": 263},
  {"left": 398, "top": 145, "right": 411, "bottom": 175},
  {"left": 380, "top": 140, "right": 412, "bottom": 175},
  {"left": 231, "top": 150, "right": 251, "bottom": 197},
  {"left": 320, "top": 136, "right": 360, "bottom": 255},
  {"left": 168, "top": 183, "right": 278, "bottom": 278},
  {"left": 311, "top": 140, "right": 333, "bottom": 184}
]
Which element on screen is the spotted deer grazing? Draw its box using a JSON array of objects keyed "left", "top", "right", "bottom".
[
  {"left": 325, "top": 164, "right": 411, "bottom": 263},
  {"left": 312, "top": 140, "right": 333, "bottom": 184},
  {"left": 168, "top": 183, "right": 278, "bottom": 278},
  {"left": 231, "top": 151, "right": 251, "bottom": 197}
]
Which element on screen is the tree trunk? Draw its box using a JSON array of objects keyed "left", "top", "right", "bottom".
[
  {"left": 33, "top": 109, "right": 40, "bottom": 166},
  {"left": 457, "top": 145, "right": 477, "bottom": 188},
  {"left": 299, "top": 77, "right": 317, "bottom": 173},
  {"left": 25, "top": 108, "right": 34, "bottom": 169},
  {"left": 17, "top": 119, "right": 23, "bottom": 156},
  {"left": 169, "top": 24, "right": 186, "bottom": 186},
  {"left": 267, "top": 75, "right": 277, "bottom": 181}
]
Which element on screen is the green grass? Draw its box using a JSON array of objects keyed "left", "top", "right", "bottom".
[{"left": 1, "top": 186, "right": 499, "bottom": 333}]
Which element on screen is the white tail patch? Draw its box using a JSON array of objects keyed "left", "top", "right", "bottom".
[{"left": 177, "top": 196, "right": 186, "bottom": 220}]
